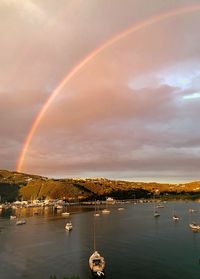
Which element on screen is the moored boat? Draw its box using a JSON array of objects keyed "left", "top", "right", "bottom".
[
  {"left": 16, "top": 219, "right": 26, "bottom": 225},
  {"left": 94, "top": 200, "right": 100, "bottom": 217},
  {"left": 189, "top": 223, "right": 200, "bottom": 231},
  {"left": 154, "top": 211, "right": 160, "bottom": 217},
  {"left": 189, "top": 208, "right": 197, "bottom": 213},
  {"left": 89, "top": 208, "right": 105, "bottom": 277},
  {"left": 172, "top": 209, "right": 179, "bottom": 221},
  {"left": 94, "top": 212, "right": 100, "bottom": 217},
  {"left": 102, "top": 198, "right": 110, "bottom": 214},
  {"left": 173, "top": 215, "right": 179, "bottom": 221},
  {"left": 154, "top": 202, "right": 160, "bottom": 217},
  {"left": 65, "top": 221, "right": 73, "bottom": 231},
  {"left": 101, "top": 209, "right": 110, "bottom": 214},
  {"left": 156, "top": 204, "right": 165, "bottom": 208},
  {"left": 89, "top": 251, "right": 105, "bottom": 277}
]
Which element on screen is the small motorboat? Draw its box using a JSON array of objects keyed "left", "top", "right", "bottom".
[
  {"left": 16, "top": 219, "right": 26, "bottom": 225},
  {"left": 65, "top": 221, "right": 73, "bottom": 231},
  {"left": 89, "top": 251, "right": 105, "bottom": 277}
]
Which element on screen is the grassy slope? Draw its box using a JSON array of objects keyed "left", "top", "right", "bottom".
[{"left": 0, "top": 170, "right": 200, "bottom": 201}]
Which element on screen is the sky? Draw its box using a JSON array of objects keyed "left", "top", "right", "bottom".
[{"left": 1, "top": 0, "right": 200, "bottom": 182}]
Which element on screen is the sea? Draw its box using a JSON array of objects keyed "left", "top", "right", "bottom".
[{"left": 0, "top": 201, "right": 200, "bottom": 279}]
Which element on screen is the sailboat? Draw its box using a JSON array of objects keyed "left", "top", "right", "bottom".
[
  {"left": 94, "top": 200, "right": 100, "bottom": 217},
  {"left": 189, "top": 223, "right": 200, "bottom": 231},
  {"left": 156, "top": 204, "right": 165, "bottom": 209},
  {"left": 154, "top": 204, "right": 160, "bottom": 218},
  {"left": 154, "top": 210, "right": 160, "bottom": 217},
  {"left": 102, "top": 198, "right": 110, "bottom": 214},
  {"left": 153, "top": 195, "right": 160, "bottom": 217},
  {"left": 172, "top": 209, "right": 179, "bottom": 221},
  {"left": 16, "top": 209, "right": 26, "bottom": 225},
  {"left": 65, "top": 221, "right": 73, "bottom": 231},
  {"left": 189, "top": 209, "right": 200, "bottom": 232},
  {"left": 89, "top": 214, "right": 105, "bottom": 277},
  {"left": 62, "top": 204, "right": 70, "bottom": 217}
]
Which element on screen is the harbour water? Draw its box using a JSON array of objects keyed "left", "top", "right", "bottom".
[{"left": 0, "top": 201, "right": 200, "bottom": 279}]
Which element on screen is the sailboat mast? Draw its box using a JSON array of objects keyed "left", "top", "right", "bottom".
[{"left": 93, "top": 214, "right": 96, "bottom": 251}]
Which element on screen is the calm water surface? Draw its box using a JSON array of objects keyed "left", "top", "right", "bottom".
[{"left": 0, "top": 201, "right": 200, "bottom": 279}]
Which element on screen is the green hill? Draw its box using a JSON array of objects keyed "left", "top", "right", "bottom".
[{"left": 0, "top": 170, "right": 200, "bottom": 202}]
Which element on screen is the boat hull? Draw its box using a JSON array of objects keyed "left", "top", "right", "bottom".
[
  {"left": 189, "top": 223, "right": 200, "bottom": 231},
  {"left": 102, "top": 209, "right": 110, "bottom": 214},
  {"left": 16, "top": 220, "right": 26, "bottom": 225},
  {"left": 90, "top": 270, "right": 105, "bottom": 278}
]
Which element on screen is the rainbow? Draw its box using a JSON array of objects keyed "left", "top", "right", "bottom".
[{"left": 17, "top": 3, "right": 200, "bottom": 172}]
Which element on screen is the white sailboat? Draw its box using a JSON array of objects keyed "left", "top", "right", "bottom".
[
  {"left": 102, "top": 198, "right": 110, "bottom": 214},
  {"left": 16, "top": 219, "right": 26, "bottom": 225},
  {"left": 154, "top": 204, "right": 160, "bottom": 217},
  {"left": 156, "top": 204, "right": 165, "bottom": 208},
  {"left": 94, "top": 200, "right": 100, "bottom": 217},
  {"left": 172, "top": 209, "right": 179, "bottom": 221},
  {"left": 153, "top": 196, "right": 160, "bottom": 218},
  {"left": 118, "top": 207, "right": 125, "bottom": 211},
  {"left": 62, "top": 204, "right": 70, "bottom": 217},
  {"left": 89, "top": 215, "right": 105, "bottom": 277},
  {"left": 173, "top": 215, "right": 179, "bottom": 221},
  {"left": 65, "top": 221, "right": 73, "bottom": 231},
  {"left": 189, "top": 209, "right": 200, "bottom": 231},
  {"left": 154, "top": 211, "right": 160, "bottom": 217},
  {"left": 16, "top": 210, "right": 26, "bottom": 225},
  {"left": 189, "top": 223, "right": 200, "bottom": 231}
]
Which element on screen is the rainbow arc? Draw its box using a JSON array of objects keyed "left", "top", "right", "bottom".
[{"left": 17, "top": 4, "right": 200, "bottom": 172}]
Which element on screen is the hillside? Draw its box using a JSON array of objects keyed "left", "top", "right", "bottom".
[{"left": 0, "top": 170, "right": 200, "bottom": 202}]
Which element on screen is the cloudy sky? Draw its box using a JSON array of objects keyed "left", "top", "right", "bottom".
[{"left": 1, "top": 0, "right": 200, "bottom": 182}]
